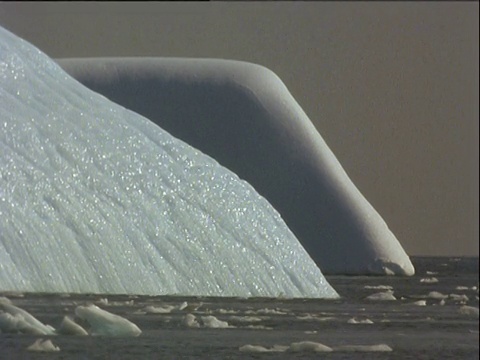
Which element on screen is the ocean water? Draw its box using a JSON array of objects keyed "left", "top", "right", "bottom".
[{"left": 0, "top": 257, "right": 478, "bottom": 359}]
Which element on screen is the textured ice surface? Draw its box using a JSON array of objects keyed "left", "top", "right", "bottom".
[
  {"left": 0, "top": 26, "right": 338, "bottom": 298},
  {"left": 57, "top": 56, "right": 415, "bottom": 276}
]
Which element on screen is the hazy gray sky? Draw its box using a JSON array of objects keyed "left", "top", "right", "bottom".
[{"left": 0, "top": 2, "right": 478, "bottom": 256}]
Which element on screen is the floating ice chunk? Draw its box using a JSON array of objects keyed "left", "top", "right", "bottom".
[
  {"left": 289, "top": 341, "right": 333, "bottom": 352},
  {"left": 239, "top": 344, "right": 288, "bottom": 353},
  {"left": 239, "top": 345, "right": 271, "bottom": 353},
  {"left": 27, "top": 339, "right": 60, "bottom": 352},
  {"left": 333, "top": 344, "right": 393, "bottom": 352},
  {"left": 409, "top": 300, "right": 427, "bottom": 306},
  {"left": 246, "top": 308, "right": 289, "bottom": 315},
  {"left": 347, "top": 317, "right": 374, "bottom": 324},
  {"left": 0, "top": 298, "right": 55, "bottom": 335},
  {"left": 182, "top": 302, "right": 203, "bottom": 312},
  {"left": 297, "top": 314, "right": 336, "bottom": 322},
  {"left": 95, "top": 298, "right": 109, "bottom": 306},
  {"left": 143, "top": 305, "right": 176, "bottom": 314},
  {"left": 364, "top": 285, "right": 393, "bottom": 290},
  {"left": 182, "top": 314, "right": 201, "bottom": 328},
  {"left": 74, "top": 304, "right": 141, "bottom": 337},
  {"left": 420, "top": 277, "right": 439, "bottom": 284},
  {"left": 458, "top": 306, "right": 479, "bottom": 318},
  {"left": 449, "top": 294, "right": 469, "bottom": 302},
  {"left": 455, "top": 286, "right": 470, "bottom": 291},
  {"left": 365, "top": 291, "right": 397, "bottom": 301},
  {"left": 217, "top": 309, "right": 240, "bottom": 315},
  {"left": 427, "top": 291, "right": 448, "bottom": 300},
  {"left": 57, "top": 316, "right": 88, "bottom": 336},
  {"left": 143, "top": 301, "right": 197, "bottom": 314},
  {"left": 426, "top": 271, "right": 438, "bottom": 275},
  {"left": 245, "top": 325, "right": 273, "bottom": 330},
  {"left": 200, "top": 315, "right": 232, "bottom": 328}
]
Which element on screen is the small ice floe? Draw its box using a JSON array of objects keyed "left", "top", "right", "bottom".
[
  {"left": 364, "top": 285, "right": 393, "bottom": 290},
  {"left": 181, "top": 301, "right": 203, "bottom": 312},
  {"left": 0, "top": 298, "right": 56, "bottom": 335},
  {"left": 95, "top": 298, "right": 109, "bottom": 306},
  {"left": 347, "top": 317, "right": 374, "bottom": 324},
  {"left": 455, "top": 286, "right": 477, "bottom": 292},
  {"left": 142, "top": 305, "right": 176, "bottom": 314},
  {"left": 75, "top": 304, "right": 141, "bottom": 337},
  {"left": 296, "top": 314, "right": 336, "bottom": 322},
  {"left": 333, "top": 344, "right": 393, "bottom": 352},
  {"left": 200, "top": 315, "right": 232, "bottom": 328},
  {"left": 240, "top": 341, "right": 392, "bottom": 353},
  {"left": 217, "top": 308, "right": 239, "bottom": 314},
  {"left": 239, "top": 344, "right": 288, "bottom": 353},
  {"left": 426, "top": 271, "right": 438, "bottom": 275},
  {"left": 420, "top": 277, "right": 439, "bottom": 284},
  {"left": 458, "top": 306, "right": 479, "bottom": 318},
  {"left": 449, "top": 294, "right": 469, "bottom": 303},
  {"left": 141, "top": 301, "right": 199, "bottom": 315},
  {"left": 246, "top": 308, "right": 288, "bottom": 315},
  {"left": 56, "top": 316, "right": 88, "bottom": 336},
  {"left": 183, "top": 314, "right": 201, "bottom": 328},
  {"left": 182, "top": 314, "right": 232, "bottom": 328},
  {"left": 365, "top": 291, "right": 397, "bottom": 301},
  {"left": 427, "top": 291, "right": 448, "bottom": 300},
  {"left": 27, "top": 339, "right": 60, "bottom": 352},
  {"left": 304, "top": 330, "right": 317, "bottom": 334},
  {"left": 244, "top": 324, "right": 272, "bottom": 330},
  {"left": 409, "top": 300, "right": 427, "bottom": 306},
  {"left": 289, "top": 341, "right": 333, "bottom": 352}
]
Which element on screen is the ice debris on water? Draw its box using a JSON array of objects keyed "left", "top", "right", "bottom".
[
  {"left": 420, "top": 277, "right": 439, "bottom": 284},
  {"left": 57, "top": 316, "right": 89, "bottom": 336},
  {"left": 458, "top": 306, "right": 479, "bottom": 318},
  {"left": 365, "top": 291, "right": 397, "bottom": 301},
  {"left": 239, "top": 341, "right": 393, "bottom": 353},
  {"left": 75, "top": 304, "right": 142, "bottom": 337},
  {"left": 27, "top": 339, "right": 60, "bottom": 352},
  {"left": 0, "top": 297, "right": 141, "bottom": 337},
  {"left": 0, "top": 298, "right": 55, "bottom": 335}
]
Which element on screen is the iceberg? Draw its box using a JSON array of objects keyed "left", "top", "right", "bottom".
[
  {"left": 57, "top": 57, "right": 415, "bottom": 276},
  {"left": 0, "top": 26, "right": 338, "bottom": 298}
]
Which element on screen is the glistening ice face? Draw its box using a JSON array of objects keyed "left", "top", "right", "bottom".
[{"left": 0, "top": 26, "right": 338, "bottom": 298}]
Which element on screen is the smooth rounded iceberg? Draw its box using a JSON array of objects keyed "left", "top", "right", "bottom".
[
  {"left": 0, "top": 26, "right": 338, "bottom": 298},
  {"left": 57, "top": 57, "right": 415, "bottom": 276}
]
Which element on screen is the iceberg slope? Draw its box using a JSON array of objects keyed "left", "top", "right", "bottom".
[
  {"left": 57, "top": 57, "right": 415, "bottom": 276},
  {"left": 0, "top": 26, "right": 338, "bottom": 298}
]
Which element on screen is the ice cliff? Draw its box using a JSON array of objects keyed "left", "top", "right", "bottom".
[{"left": 0, "top": 26, "right": 338, "bottom": 298}]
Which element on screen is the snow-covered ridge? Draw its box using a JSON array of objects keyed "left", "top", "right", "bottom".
[{"left": 0, "top": 26, "right": 338, "bottom": 298}]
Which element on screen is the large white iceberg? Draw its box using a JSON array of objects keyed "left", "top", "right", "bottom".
[
  {"left": 57, "top": 57, "right": 415, "bottom": 276},
  {"left": 0, "top": 26, "right": 338, "bottom": 298}
]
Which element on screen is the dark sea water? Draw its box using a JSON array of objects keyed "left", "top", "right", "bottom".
[{"left": 1, "top": 257, "right": 478, "bottom": 359}]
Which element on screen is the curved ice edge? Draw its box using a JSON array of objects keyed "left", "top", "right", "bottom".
[{"left": 57, "top": 57, "right": 415, "bottom": 276}]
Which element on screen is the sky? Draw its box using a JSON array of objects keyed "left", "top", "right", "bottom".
[{"left": 0, "top": 2, "right": 478, "bottom": 257}]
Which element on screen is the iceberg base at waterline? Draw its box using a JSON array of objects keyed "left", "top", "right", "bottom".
[{"left": 0, "top": 26, "right": 338, "bottom": 299}]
